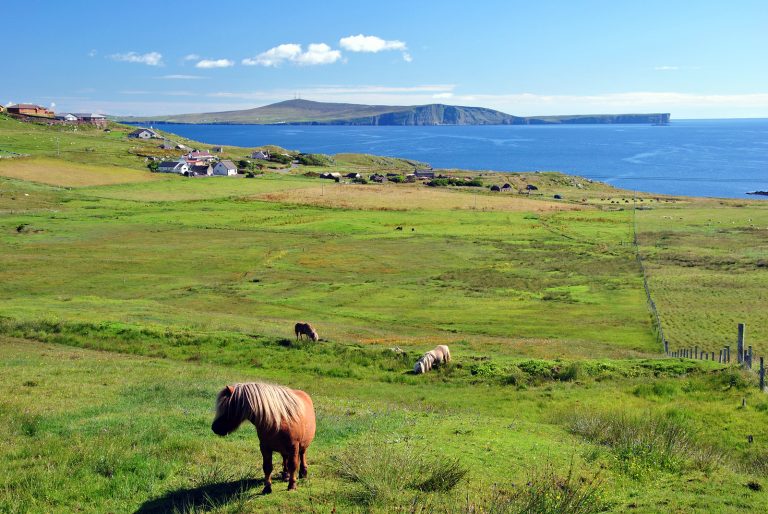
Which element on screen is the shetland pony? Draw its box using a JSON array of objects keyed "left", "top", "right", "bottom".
[
  {"left": 294, "top": 322, "right": 319, "bottom": 342},
  {"left": 414, "top": 351, "right": 437, "bottom": 374},
  {"left": 433, "top": 345, "right": 451, "bottom": 364},
  {"left": 414, "top": 345, "right": 451, "bottom": 374},
  {"left": 212, "top": 382, "right": 316, "bottom": 493}
]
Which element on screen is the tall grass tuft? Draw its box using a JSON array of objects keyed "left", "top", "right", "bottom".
[
  {"left": 332, "top": 438, "right": 468, "bottom": 506},
  {"left": 455, "top": 461, "right": 611, "bottom": 514},
  {"left": 567, "top": 410, "right": 724, "bottom": 478}
]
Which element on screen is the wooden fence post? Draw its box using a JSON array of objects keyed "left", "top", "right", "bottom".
[
  {"left": 737, "top": 323, "right": 745, "bottom": 365},
  {"left": 726, "top": 345, "right": 731, "bottom": 363},
  {"left": 760, "top": 357, "right": 765, "bottom": 393},
  {"left": 695, "top": 345, "right": 699, "bottom": 359},
  {"left": 719, "top": 350, "right": 722, "bottom": 363},
  {"left": 664, "top": 340, "right": 669, "bottom": 355}
]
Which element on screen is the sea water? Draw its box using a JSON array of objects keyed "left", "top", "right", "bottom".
[{"left": 135, "top": 119, "right": 768, "bottom": 198}]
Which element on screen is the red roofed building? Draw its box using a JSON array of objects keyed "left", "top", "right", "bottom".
[{"left": 7, "top": 104, "right": 54, "bottom": 118}]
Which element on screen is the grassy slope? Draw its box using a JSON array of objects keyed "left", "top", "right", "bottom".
[
  {"left": 1, "top": 115, "right": 767, "bottom": 512},
  {"left": 1, "top": 336, "right": 765, "bottom": 513}
]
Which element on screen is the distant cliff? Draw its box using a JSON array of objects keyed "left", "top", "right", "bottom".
[{"left": 119, "top": 99, "right": 670, "bottom": 126}]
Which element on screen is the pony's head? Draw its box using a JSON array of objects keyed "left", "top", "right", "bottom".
[
  {"left": 309, "top": 330, "right": 319, "bottom": 342},
  {"left": 212, "top": 385, "right": 246, "bottom": 436},
  {"left": 212, "top": 382, "right": 303, "bottom": 436}
]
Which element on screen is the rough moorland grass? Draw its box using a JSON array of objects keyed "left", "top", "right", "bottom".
[
  {"left": 3, "top": 337, "right": 767, "bottom": 513},
  {"left": 636, "top": 204, "right": 768, "bottom": 356},
  {"left": 331, "top": 438, "right": 468, "bottom": 505},
  {"left": 567, "top": 409, "right": 725, "bottom": 479},
  {"left": 0, "top": 177, "right": 657, "bottom": 358}
]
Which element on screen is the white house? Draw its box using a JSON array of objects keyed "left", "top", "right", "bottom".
[
  {"left": 157, "top": 160, "right": 189, "bottom": 174},
  {"left": 251, "top": 150, "right": 269, "bottom": 160},
  {"left": 213, "top": 160, "right": 238, "bottom": 176},
  {"left": 129, "top": 128, "right": 159, "bottom": 139},
  {"left": 55, "top": 113, "right": 78, "bottom": 122}
]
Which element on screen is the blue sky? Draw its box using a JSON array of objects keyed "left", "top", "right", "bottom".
[{"left": 3, "top": 0, "right": 767, "bottom": 118}]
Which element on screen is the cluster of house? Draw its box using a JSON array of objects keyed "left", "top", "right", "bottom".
[
  {"left": 3, "top": 103, "right": 108, "bottom": 126},
  {"left": 157, "top": 150, "right": 238, "bottom": 177}
]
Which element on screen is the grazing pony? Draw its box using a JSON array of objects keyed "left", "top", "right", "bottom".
[
  {"left": 212, "top": 382, "right": 316, "bottom": 494},
  {"left": 433, "top": 345, "right": 451, "bottom": 365},
  {"left": 414, "top": 351, "right": 436, "bottom": 374},
  {"left": 413, "top": 345, "right": 451, "bottom": 374},
  {"left": 294, "top": 322, "right": 319, "bottom": 342}
]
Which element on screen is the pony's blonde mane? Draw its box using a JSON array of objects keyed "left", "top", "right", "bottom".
[{"left": 217, "top": 382, "right": 303, "bottom": 431}]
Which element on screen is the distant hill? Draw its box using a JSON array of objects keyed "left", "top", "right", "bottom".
[{"left": 119, "top": 99, "right": 670, "bottom": 126}]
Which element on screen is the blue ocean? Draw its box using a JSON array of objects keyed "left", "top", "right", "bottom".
[{"left": 138, "top": 119, "right": 768, "bottom": 198}]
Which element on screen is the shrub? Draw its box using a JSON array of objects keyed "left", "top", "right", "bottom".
[
  {"left": 268, "top": 153, "right": 292, "bottom": 165},
  {"left": 557, "top": 362, "right": 585, "bottom": 382},
  {"left": 297, "top": 153, "right": 334, "bottom": 166},
  {"left": 518, "top": 359, "right": 556, "bottom": 380}
]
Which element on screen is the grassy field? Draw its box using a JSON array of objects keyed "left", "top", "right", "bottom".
[{"left": 1, "top": 115, "right": 767, "bottom": 512}]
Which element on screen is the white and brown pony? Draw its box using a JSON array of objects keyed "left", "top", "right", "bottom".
[
  {"left": 212, "top": 382, "right": 316, "bottom": 493},
  {"left": 413, "top": 345, "right": 451, "bottom": 374},
  {"left": 294, "top": 322, "right": 319, "bottom": 342}
]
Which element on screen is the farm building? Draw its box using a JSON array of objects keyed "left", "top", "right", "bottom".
[
  {"left": 490, "top": 185, "right": 501, "bottom": 192},
  {"left": 345, "top": 172, "right": 361, "bottom": 179},
  {"left": 526, "top": 184, "right": 538, "bottom": 191},
  {"left": 7, "top": 104, "right": 54, "bottom": 117},
  {"left": 189, "top": 164, "right": 213, "bottom": 176},
  {"left": 213, "top": 160, "right": 238, "bottom": 176},
  {"left": 501, "top": 183, "right": 512, "bottom": 192},
  {"left": 128, "top": 128, "right": 159, "bottom": 139},
  {"left": 159, "top": 142, "right": 175, "bottom": 150},
  {"left": 157, "top": 160, "right": 189, "bottom": 174},
  {"left": 72, "top": 113, "right": 107, "bottom": 126},
  {"left": 251, "top": 150, "right": 270, "bottom": 160},
  {"left": 414, "top": 169, "right": 435, "bottom": 179},
  {"left": 185, "top": 150, "right": 215, "bottom": 163},
  {"left": 370, "top": 173, "right": 387, "bottom": 183},
  {"left": 211, "top": 146, "right": 223, "bottom": 153},
  {"left": 55, "top": 113, "right": 78, "bottom": 122}
]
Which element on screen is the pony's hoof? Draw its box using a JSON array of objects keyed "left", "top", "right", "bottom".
[
  {"left": 261, "top": 485, "right": 272, "bottom": 495},
  {"left": 299, "top": 471, "right": 307, "bottom": 479},
  {"left": 288, "top": 483, "right": 297, "bottom": 491},
  {"left": 280, "top": 472, "right": 290, "bottom": 481}
]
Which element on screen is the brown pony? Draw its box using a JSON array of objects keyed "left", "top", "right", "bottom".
[
  {"left": 212, "top": 382, "right": 316, "bottom": 493},
  {"left": 294, "top": 322, "right": 319, "bottom": 342}
]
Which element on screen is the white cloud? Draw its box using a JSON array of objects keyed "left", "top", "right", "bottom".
[
  {"left": 339, "top": 34, "right": 406, "bottom": 53},
  {"left": 295, "top": 43, "right": 342, "bottom": 65},
  {"left": 243, "top": 44, "right": 301, "bottom": 66},
  {"left": 183, "top": 54, "right": 200, "bottom": 61},
  {"left": 88, "top": 49, "right": 97, "bottom": 58},
  {"left": 242, "top": 43, "right": 341, "bottom": 67},
  {"left": 158, "top": 74, "right": 207, "bottom": 80},
  {"left": 403, "top": 52, "right": 413, "bottom": 63},
  {"left": 208, "top": 84, "right": 455, "bottom": 100},
  {"left": 195, "top": 59, "right": 234, "bottom": 69},
  {"left": 433, "top": 92, "right": 453, "bottom": 99},
  {"left": 655, "top": 66, "right": 679, "bottom": 71},
  {"left": 109, "top": 51, "right": 163, "bottom": 66}
]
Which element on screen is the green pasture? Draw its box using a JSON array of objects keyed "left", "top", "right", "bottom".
[{"left": 1, "top": 336, "right": 765, "bottom": 513}]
